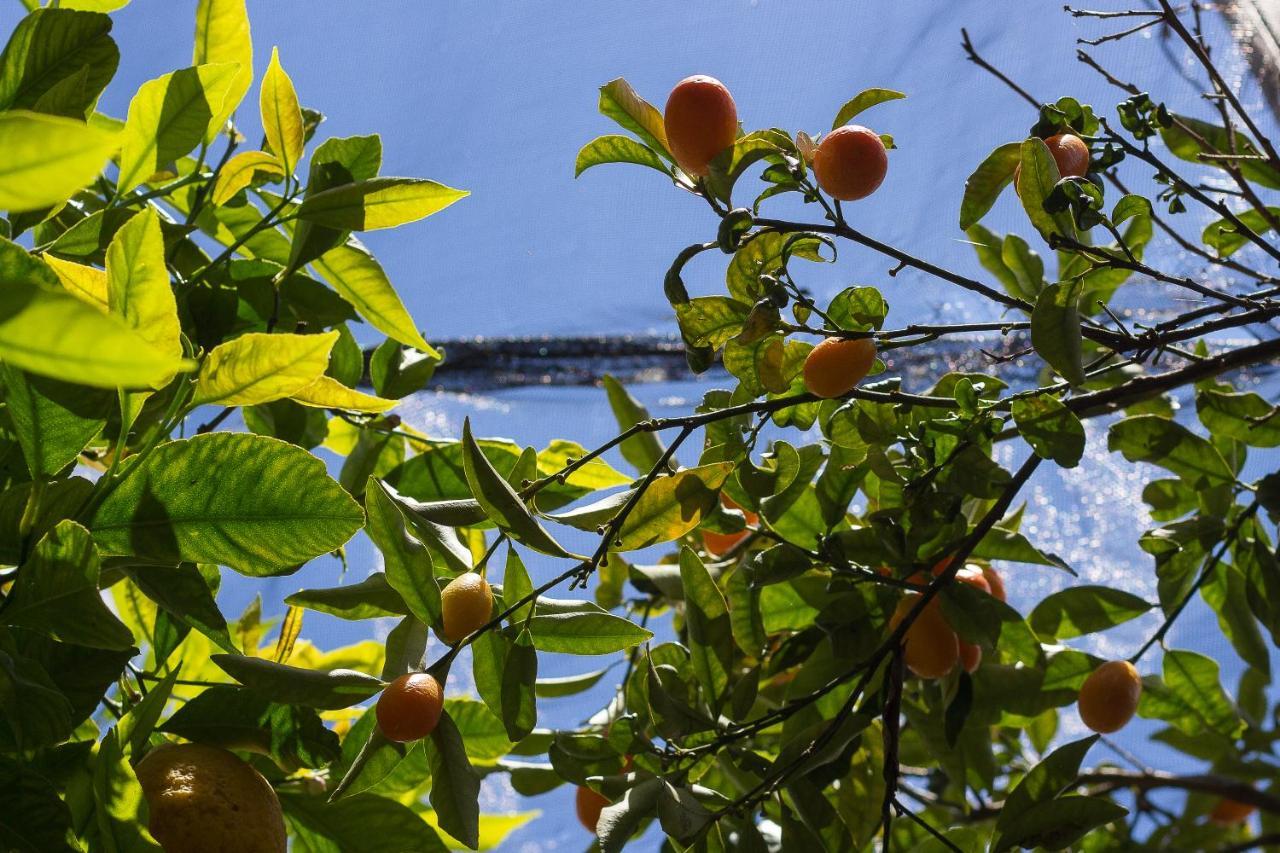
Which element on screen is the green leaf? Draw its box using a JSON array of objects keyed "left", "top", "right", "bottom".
[
  {"left": 1161, "top": 114, "right": 1280, "bottom": 190},
  {"left": 959, "top": 141, "right": 1020, "bottom": 229},
  {"left": 1002, "top": 233, "right": 1045, "bottom": 302},
  {"left": 260, "top": 46, "right": 303, "bottom": 176},
  {"left": 1152, "top": 649, "right": 1243, "bottom": 739},
  {"left": 162, "top": 685, "right": 339, "bottom": 768},
  {"left": 602, "top": 374, "right": 665, "bottom": 474},
  {"left": 283, "top": 792, "right": 449, "bottom": 853},
  {"left": 1196, "top": 389, "right": 1280, "bottom": 448},
  {"left": 678, "top": 546, "right": 732, "bottom": 707},
  {"left": 295, "top": 177, "right": 468, "bottom": 231},
  {"left": 965, "top": 224, "right": 1026, "bottom": 302},
  {"left": 1029, "top": 585, "right": 1152, "bottom": 640},
  {"left": 1030, "top": 279, "right": 1084, "bottom": 385},
  {"left": 193, "top": 331, "right": 336, "bottom": 406},
  {"left": 598, "top": 78, "right": 670, "bottom": 158},
  {"left": 286, "top": 573, "right": 407, "bottom": 621},
  {"left": 1202, "top": 206, "right": 1280, "bottom": 258},
  {"left": 706, "top": 129, "right": 790, "bottom": 203},
  {"left": 575, "top": 134, "right": 670, "bottom": 178},
  {"left": 425, "top": 711, "right": 482, "bottom": 850},
  {"left": 996, "top": 795, "right": 1127, "bottom": 853},
  {"left": 116, "top": 63, "right": 238, "bottom": 192},
  {"left": 210, "top": 150, "right": 282, "bottom": 205},
  {"left": 827, "top": 286, "right": 887, "bottom": 331},
  {"left": 0, "top": 363, "right": 109, "bottom": 476},
  {"left": 105, "top": 208, "right": 182, "bottom": 375},
  {"left": 615, "top": 462, "right": 733, "bottom": 550},
  {"left": 1107, "top": 414, "right": 1234, "bottom": 487},
  {"left": 831, "top": 88, "right": 905, "bottom": 129},
  {"left": 0, "top": 110, "right": 119, "bottom": 211},
  {"left": 501, "top": 629, "right": 538, "bottom": 742},
  {"left": 365, "top": 479, "right": 442, "bottom": 626},
  {"left": 0, "top": 760, "right": 78, "bottom": 853},
  {"left": 534, "top": 667, "right": 609, "bottom": 698},
  {"left": 90, "top": 433, "right": 363, "bottom": 576},
  {"left": 211, "top": 653, "right": 382, "bottom": 709},
  {"left": 1011, "top": 395, "right": 1085, "bottom": 467},
  {"left": 3, "top": 521, "right": 133, "bottom": 650},
  {"left": 1018, "top": 137, "right": 1073, "bottom": 242},
  {"left": 0, "top": 632, "right": 75, "bottom": 748},
  {"left": 996, "top": 735, "right": 1098, "bottom": 833},
  {"left": 288, "top": 133, "right": 383, "bottom": 269},
  {"left": 193, "top": 0, "right": 253, "bottom": 142},
  {"left": 674, "top": 297, "right": 751, "bottom": 349},
  {"left": 1201, "top": 563, "right": 1270, "bottom": 673},
  {"left": 528, "top": 612, "right": 652, "bottom": 655},
  {"left": 92, "top": 730, "right": 162, "bottom": 852},
  {"left": 311, "top": 240, "right": 437, "bottom": 352},
  {"left": 461, "top": 419, "right": 574, "bottom": 559},
  {"left": 0, "top": 9, "right": 119, "bottom": 115},
  {"left": 127, "top": 563, "right": 234, "bottom": 652},
  {"left": 598, "top": 777, "right": 661, "bottom": 852}
]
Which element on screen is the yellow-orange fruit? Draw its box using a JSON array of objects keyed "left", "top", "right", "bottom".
[
  {"left": 702, "top": 493, "right": 759, "bottom": 557},
  {"left": 576, "top": 785, "right": 610, "bottom": 833},
  {"left": 664, "top": 75, "right": 738, "bottom": 177},
  {"left": 803, "top": 337, "right": 877, "bottom": 399},
  {"left": 955, "top": 566, "right": 991, "bottom": 595},
  {"left": 890, "top": 594, "right": 960, "bottom": 679},
  {"left": 1209, "top": 797, "right": 1256, "bottom": 825},
  {"left": 813, "top": 125, "right": 888, "bottom": 201},
  {"left": 1077, "top": 660, "right": 1142, "bottom": 734},
  {"left": 376, "top": 672, "right": 444, "bottom": 742},
  {"left": 1014, "top": 132, "right": 1090, "bottom": 193},
  {"left": 981, "top": 565, "right": 1007, "bottom": 603},
  {"left": 135, "top": 743, "right": 286, "bottom": 853},
  {"left": 441, "top": 572, "right": 493, "bottom": 643}
]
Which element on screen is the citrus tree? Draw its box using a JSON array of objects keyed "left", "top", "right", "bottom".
[{"left": 2, "top": 1, "right": 1280, "bottom": 851}]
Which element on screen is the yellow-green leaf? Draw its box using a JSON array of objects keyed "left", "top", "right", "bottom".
[
  {"left": 193, "top": 0, "right": 253, "bottom": 141},
  {"left": 615, "top": 462, "right": 733, "bottom": 551},
  {"left": 116, "top": 63, "right": 239, "bottom": 192},
  {"left": 43, "top": 254, "right": 108, "bottom": 310},
  {"left": 105, "top": 209, "right": 182, "bottom": 382},
  {"left": 193, "top": 330, "right": 337, "bottom": 406},
  {"left": 0, "top": 278, "right": 185, "bottom": 388},
  {"left": 311, "top": 240, "right": 436, "bottom": 353},
  {"left": 598, "top": 78, "right": 670, "bottom": 157},
  {"left": 294, "top": 177, "right": 468, "bottom": 231},
  {"left": 0, "top": 111, "right": 118, "bottom": 212},
  {"left": 260, "top": 46, "right": 303, "bottom": 176},
  {"left": 210, "top": 150, "right": 282, "bottom": 205},
  {"left": 291, "top": 375, "right": 396, "bottom": 414}
]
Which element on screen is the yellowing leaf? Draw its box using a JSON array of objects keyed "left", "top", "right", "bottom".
[
  {"left": 291, "top": 375, "right": 396, "bottom": 414},
  {"left": 615, "top": 462, "right": 733, "bottom": 551},
  {"left": 193, "top": 0, "right": 253, "bottom": 141},
  {"left": 116, "top": 63, "right": 239, "bottom": 192},
  {"left": 294, "top": 177, "right": 468, "bottom": 231},
  {"left": 0, "top": 278, "right": 186, "bottom": 389},
  {"left": 210, "top": 150, "right": 283, "bottom": 205},
  {"left": 311, "top": 240, "right": 436, "bottom": 353},
  {"left": 0, "top": 111, "right": 118, "bottom": 212},
  {"left": 193, "top": 331, "right": 337, "bottom": 406},
  {"left": 105, "top": 209, "right": 182, "bottom": 384},
  {"left": 43, "top": 254, "right": 108, "bottom": 310},
  {"left": 260, "top": 47, "right": 303, "bottom": 176}
]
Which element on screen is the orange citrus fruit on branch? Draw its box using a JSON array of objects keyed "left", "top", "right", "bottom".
[
  {"left": 1209, "top": 797, "right": 1256, "bottom": 825},
  {"left": 576, "top": 784, "right": 611, "bottom": 833},
  {"left": 135, "top": 742, "right": 286, "bottom": 853},
  {"left": 1014, "top": 132, "right": 1089, "bottom": 194},
  {"left": 803, "top": 337, "right": 877, "bottom": 399},
  {"left": 664, "top": 75, "right": 738, "bottom": 177},
  {"left": 813, "top": 125, "right": 888, "bottom": 201},
  {"left": 702, "top": 493, "right": 758, "bottom": 557},
  {"left": 1077, "top": 660, "right": 1142, "bottom": 734},
  {"left": 890, "top": 594, "right": 960, "bottom": 679},
  {"left": 441, "top": 572, "right": 494, "bottom": 643},
  {"left": 376, "top": 672, "right": 445, "bottom": 742}
]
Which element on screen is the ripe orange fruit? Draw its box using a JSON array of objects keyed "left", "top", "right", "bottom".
[
  {"left": 1014, "top": 133, "right": 1090, "bottom": 193},
  {"left": 702, "top": 493, "right": 758, "bottom": 556},
  {"left": 376, "top": 672, "right": 444, "bottom": 742},
  {"left": 576, "top": 785, "right": 610, "bottom": 833},
  {"left": 890, "top": 594, "right": 960, "bottom": 679},
  {"left": 1208, "top": 797, "right": 1256, "bottom": 825},
  {"left": 802, "top": 337, "right": 877, "bottom": 399},
  {"left": 664, "top": 75, "right": 738, "bottom": 177},
  {"left": 135, "top": 743, "right": 286, "bottom": 853},
  {"left": 959, "top": 640, "right": 982, "bottom": 674},
  {"left": 813, "top": 125, "right": 888, "bottom": 201},
  {"left": 1077, "top": 660, "right": 1142, "bottom": 734},
  {"left": 441, "top": 572, "right": 493, "bottom": 643}
]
